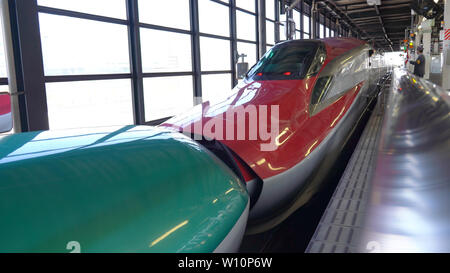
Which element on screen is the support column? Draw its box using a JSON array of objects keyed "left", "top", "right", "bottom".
[
  {"left": 127, "top": 0, "right": 145, "bottom": 124},
  {"left": 443, "top": 0, "right": 450, "bottom": 90},
  {"left": 7, "top": 0, "right": 48, "bottom": 132},
  {"left": 423, "top": 31, "right": 431, "bottom": 80},
  {"left": 0, "top": 0, "right": 20, "bottom": 132},
  {"left": 311, "top": 1, "right": 317, "bottom": 39},
  {"left": 258, "top": 0, "right": 266, "bottom": 57},
  {"left": 190, "top": 0, "right": 202, "bottom": 105}
]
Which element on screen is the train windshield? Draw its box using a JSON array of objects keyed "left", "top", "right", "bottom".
[{"left": 246, "top": 41, "right": 323, "bottom": 81}]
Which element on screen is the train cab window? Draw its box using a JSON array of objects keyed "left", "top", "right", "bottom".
[
  {"left": 309, "top": 46, "right": 369, "bottom": 116},
  {"left": 246, "top": 41, "right": 323, "bottom": 81}
]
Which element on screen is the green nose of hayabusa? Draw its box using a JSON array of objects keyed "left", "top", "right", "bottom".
[{"left": 0, "top": 125, "right": 249, "bottom": 253}]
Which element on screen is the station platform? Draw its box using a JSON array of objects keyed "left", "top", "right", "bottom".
[{"left": 306, "top": 82, "right": 390, "bottom": 253}]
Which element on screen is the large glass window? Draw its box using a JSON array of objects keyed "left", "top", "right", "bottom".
[
  {"left": 38, "top": 2, "right": 133, "bottom": 130},
  {"left": 200, "top": 37, "right": 231, "bottom": 71},
  {"left": 236, "top": 10, "right": 256, "bottom": 41},
  {"left": 144, "top": 76, "right": 194, "bottom": 121},
  {"left": 303, "top": 15, "right": 310, "bottom": 37},
  {"left": 319, "top": 24, "right": 324, "bottom": 38},
  {"left": 39, "top": 13, "right": 130, "bottom": 76},
  {"left": 202, "top": 74, "right": 232, "bottom": 103},
  {"left": 140, "top": 29, "right": 192, "bottom": 73},
  {"left": 38, "top": 0, "right": 127, "bottom": 19},
  {"left": 138, "top": 0, "right": 190, "bottom": 30},
  {"left": 294, "top": 10, "right": 301, "bottom": 32},
  {"left": 33, "top": 0, "right": 264, "bottom": 128},
  {"left": 265, "top": 0, "right": 275, "bottom": 20},
  {"left": 237, "top": 42, "right": 258, "bottom": 66},
  {"left": 137, "top": 1, "right": 194, "bottom": 122},
  {"left": 46, "top": 79, "right": 134, "bottom": 130},
  {"left": 236, "top": 0, "right": 255, "bottom": 13},
  {"left": 199, "top": 0, "right": 230, "bottom": 37},
  {"left": 0, "top": 19, "right": 7, "bottom": 79},
  {"left": 266, "top": 20, "right": 275, "bottom": 45}
]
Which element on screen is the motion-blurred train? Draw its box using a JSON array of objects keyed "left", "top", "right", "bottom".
[{"left": 0, "top": 38, "right": 389, "bottom": 252}]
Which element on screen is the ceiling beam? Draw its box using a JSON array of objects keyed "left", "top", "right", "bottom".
[
  {"left": 346, "top": 4, "right": 411, "bottom": 14},
  {"left": 334, "top": 0, "right": 411, "bottom": 6},
  {"left": 349, "top": 7, "right": 411, "bottom": 19}
]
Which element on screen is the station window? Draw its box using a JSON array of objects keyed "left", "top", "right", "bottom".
[
  {"left": 201, "top": 73, "right": 233, "bottom": 103},
  {"left": 37, "top": 2, "right": 133, "bottom": 130},
  {"left": 200, "top": 37, "right": 231, "bottom": 71},
  {"left": 266, "top": 20, "right": 275, "bottom": 45},
  {"left": 137, "top": 1, "right": 194, "bottom": 122},
  {"left": 303, "top": 15, "right": 310, "bottom": 38},
  {"left": 37, "top": 0, "right": 127, "bottom": 19},
  {"left": 236, "top": 10, "right": 256, "bottom": 42},
  {"left": 236, "top": 0, "right": 255, "bottom": 13},
  {"left": 265, "top": 0, "right": 275, "bottom": 20},
  {"left": 0, "top": 18, "right": 7, "bottom": 80},
  {"left": 0, "top": 9, "right": 11, "bottom": 135},
  {"left": 199, "top": 0, "right": 230, "bottom": 37},
  {"left": 46, "top": 80, "right": 133, "bottom": 130},
  {"left": 237, "top": 42, "right": 258, "bottom": 65},
  {"left": 265, "top": 0, "right": 276, "bottom": 50},
  {"left": 138, "top": 0, "right": 191, "bottom": 30},
  {"left": 39, "top": 14, "right": 130, "bottom": 76},
  {"left": 235, "top": 4, "right": 258, "bottom": 74},
  {"left": 140, "top": 28, "right": 192, "bottom": 73},
  {"left": 294, "top": 10, "right": 301, "bottom": 33},
  {"left": 319, "top": 24, "right": 324, "bottom": 38},
  {"left": 325, "top": 27, "right": 330, "bottom": 38},
  {"left": 143, "top": 76, "right": 194, "bottom": 121}
]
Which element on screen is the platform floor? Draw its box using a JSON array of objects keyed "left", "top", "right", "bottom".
[{"left": 305, "top": 85, "right": 389, "bottom": 253}]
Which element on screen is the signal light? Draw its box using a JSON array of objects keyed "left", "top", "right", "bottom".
[
  {"left": 283, "top": 72, "right": 292, "bottom": 76},
  {"left": 257, "top": 73, "right": 263, "bottom": 76}
]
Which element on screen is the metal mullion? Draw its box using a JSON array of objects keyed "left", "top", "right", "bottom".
[
  {"left": 138, "top": 22, "right": 191, "bottom": 35},
  {"left": 199, "top": 32, "right": 231, "bottom": 41},
  {"left": 300, "top": 0, "right": 304, "bottom": 39},
  {"left": 127, "top": 0, "right": 145, "bottom": 125},
  {"left": 142, "top": 72, "right": 194, "bottom": 78},
  {"left": 274, "top": 0, "right": 280, "bottom": 43},
  {"left": 190, "top": 0, "right": 202, "bottom": 103},
  {"left": 255, "top": 0, "right": 260, "bottom": 59},
  {"left": 201, "top": 70, "right": 232, "bottom": 75},
  {"left": 258, "top": 0, "right": 266, "bottom": 57},
  {"left": 230, "top": 0, "right": 237, "bottom": 87},
  {"left": 236, "top": 7, "right": 256, "bottom": 16},
  {"left": 45, "top": 74, "right": 132, "bottom": 83},
  {"left": 10, "top": 0, "right": 48, "bottom": 132},
  {"left": 37, "top": 6, "right": 128, "bottom": 25},
  {"left": 210, "top": 0, "right": 230, "bottom": 7},
  {"left": 237, "top": 38, "right": 257, "bottom": 44}
]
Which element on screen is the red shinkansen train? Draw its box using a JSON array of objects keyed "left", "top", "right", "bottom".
[{"left": 162, "top": 38, "right": 388, "bottom": 233}]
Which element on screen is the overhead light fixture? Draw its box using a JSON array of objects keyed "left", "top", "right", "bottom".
[
  {"left": 433, "top": 0, "right": 439, "bottom": 3},
  {"left": 367, "top": 0, "right": 381, "bottom": 5}
]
